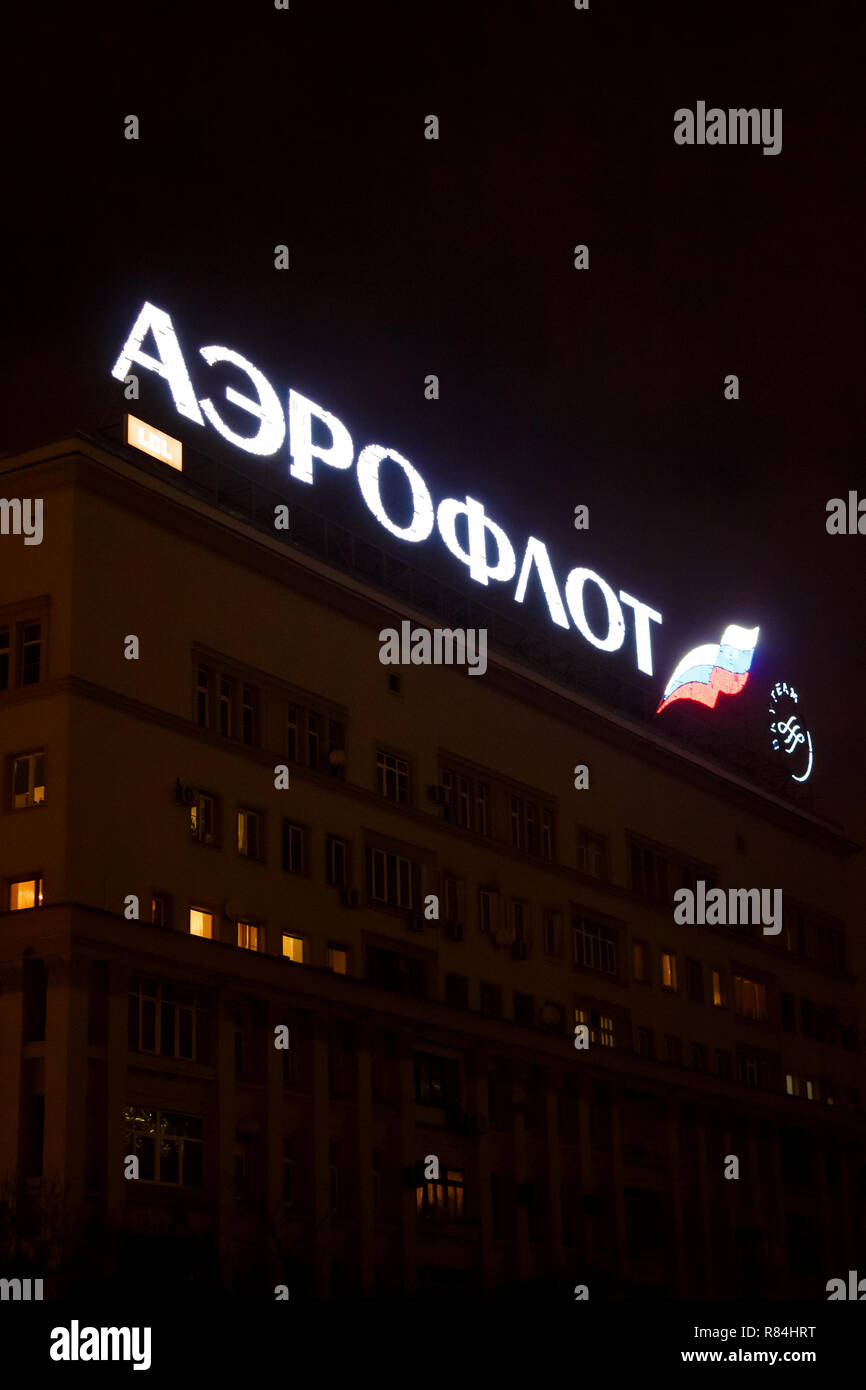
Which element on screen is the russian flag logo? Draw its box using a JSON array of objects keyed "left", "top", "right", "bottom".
[{"left": 656, "top": 624, "right": 759, "bottom": 714}]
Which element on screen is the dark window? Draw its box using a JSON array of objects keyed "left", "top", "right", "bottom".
[
  {"left": 800, "top": 999, "right": 815, "bottom": 1037},
  {"left": 325, "top": 836, "right": 347, "bottom": 887},
  {"left": 631, "top": 843, "right": 668, "bottom": 902},
  {"left": 513, "top": 992, "right": 534, "bottom": 1027},
  {"left": 636, "top": 1026, "right": 654, "bottom": 1059},
  {"left": 780, "top": 992, "right": 796, "bottom": 1031},
  {"left": 241, "top": 684, "right": 259, "bottom": 746},
  {"left": 716, "top": 1050, "right": 732, "bottom": 1080},
  {"left": 415, "top": 1053, "right": 460, "bottom": 1108},
  {"left": 123, "top": 1107, "right": 203, "bottom": 1187},
  {"left": 686, "top": 958, "right": 704, "bottom": 1002},
  {"left": 445, "top": 973, "right": 468, "bottom": 1010},
  {"left": 480, "top": 983, "right": 502, "bottom": 1018},
  {"left": 21, "top": 623, "right": 41, "bottom": 685},
  {"left": 196, "top": 665, "right": 210, "bottom": 727},
  {"left": 22, "top": 958, "right": 47, "bottom": 1042},
  {"left": 282, "top": 821, "right": 306, "bottom": 874},
  {"left": 366, "top": 945, "right": 425, "bottom": 999},
  {"left": 128, "top": 975, "right": 211, "bottom": 1063},
  {"left": 0, "top": 628, "right": 9, "bottom": 690}
]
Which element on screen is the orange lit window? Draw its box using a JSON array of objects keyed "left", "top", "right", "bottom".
[
  {"left": 189, "top": 908, "right": 213, "bottom": 939},
  {"left": 282, "top": 934, "right": 304, "bottom": 963},
  {"left": 237, "top": 922, "right": 259, "bottom": 951},
  {"left": 328, "top": 946, "right": 347, "bottom": 974},
  {"left": 661, "top": 952, "right": 677, "bottom": 991},
  {"left": 10, "top": 877, "right": 43, "bottom": 910}
]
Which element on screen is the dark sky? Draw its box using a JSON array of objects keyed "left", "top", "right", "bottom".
[{"left": 3, "top": 0, "right": 864, "bottom": 839}]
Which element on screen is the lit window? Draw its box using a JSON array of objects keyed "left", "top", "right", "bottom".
[
  {"left": 282, "top": 934, "right": 304, "bottom": 963},
  {"left": 416, "top": 1167, "right": 465, "bottom": 1222},
  {"left": 734, "top": 974, "right": 767, "bottom": 1021},
  {"left": 574, "top": 1006, "right": 614, "bottom": 1048},
  {"left": 151, "top": 895, "right": 169, "bottom": 926},
  {"left": 661, "top": 951, "right": 677, "bottom": 991},
  {"left": 123, "top": 1107, "right": 203, "bottom": 1187},
  {"left": 237, "top": 922, "right": 259, "bottom": 951},
  {"left": 189, "top": 791, "right": 216, "bottom": 844},
  {"left": 9, "top": 877, "right": 43, "bottom": 910},
  {"left": 329, "top": 946, "right": 347, "bottom": 974},
  {"left": 12, "top": 752, "right": 45, "bottom": 808},
  {"left": 377, "top": 750, "right": 409, "bottom": 804},
  {"left": 189, "top": 908, "right": 213, "bottom": 939},
  {"left": 712, "top": 969, "right": 727, "bottom": 1007},
  {"left": 237, "top": 808, "right": 263, "bottom": 859}
]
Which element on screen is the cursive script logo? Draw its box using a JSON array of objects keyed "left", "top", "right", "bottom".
[{"left": 769, "top": 681, "right": 813, "bottom": 783}]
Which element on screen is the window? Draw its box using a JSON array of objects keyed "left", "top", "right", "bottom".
[
  {"left": 514, "top": 992, "right": 534, "bottom": 1027},
  {"left": 367, "top": 847, "right": 414, "bottom": 908},
  {"left": 328, "top": 945, "right": 347, "bottom": 975},
  {"left": 780, "top": 992, "right": 796, "bottom": 1031},
  {"left": 416, "top": 1168, "right": 465, "bottom": 1222},
  {"left": 475, "top": 781, "right": 489, "bottom": 836},
  {"left": 0, "top": 628, "right": 8, "bottom": 690},
  {"left": 282, "top": 1138, "right": 295, "bottom": 1205},
  {"left": 218, "top": 675, "right": 233, "bottom": 737},
  {"left": 377, "top": 750, "right": 409, "bottom": 804},
  {"left": 128, "top": 975, "right": 211, "bottom": 1062},
  {"left": 681, "top": 863, "right": 716, "bottom": 894},
  {"left": 664, "top": 1035, "right": 682, "bottom": 1065},
  {"left": 716, "top": 1050, "right": 732, "bottom": 1079},
  {"left": 734, "top": 974, "right": 767, "bottom": 1021},
  {"left": 815, "top": 923, "right": 845, "bottom": 973},
  {"left": 577, "top": 830, "right": 606, "bottom": 879},
  {"left": 196, "top": 665, "right": 210, "bottom": 727},
  {"left": 690, "top": 1042, "right": 707, "bottom": 1071},
  {"left": 325, "top": 835, "right": 347, "bottom": 887},
  {"left": 443, "top": 874, "right": 461, "bottom": 924},
  {"left": 543, "top": 909, "right": 562, "bottom": 955},
  {"left": 510, "top": 794, "right": 554, "bottom": 858},
  {"left": 9, "top": 877, "right": 43, "bottom": 910},
  {"left": 800, "top": 999, "right": 815, "bottom": 1037},
  {"left": 445, "top": 973, "right": 468, "bottom": 1009},
  {"left": 632, "top": 940, "right": 650, "bottom": 982},
  {"left": 12, "top": 752, "right": 44, "bottom": 808},
  {"left": 282, "top": 934, "right": 304, "bottom": 963},
  {"left": 20, "top": 623, "right": 41, "bottom": 686},
  {"left": 457, "top": 774, "right": 471, "bottom": 828},
  {"left": 737, "top": 1052, "right": 770, "bottom": 1090},
  {"left": 631, "top": 843, "right": 668, "bottom": 902},
  {"left": 282, "top": 821, "right": 306, "bottom": 874},
  {"left": 511, "top": 899, "right": 528, "bottom": 943},
  {"left": 151, "top": 894, "right": 170, "bottom": 927},
  {"left": 479, "top": 888, "right": 497, "bottom": 934},
  {"left": 237, "top": 922, "right": 260, "bottom": 952},
  {"left": 189, "top": 908, "right": 213, "bottom": 939},
  {"left": 636, "top": 1026, "right": 654, "bottom": 1058},
  {"left": 575, "top": 1006, "right": 614, "bottom": 1048},
  {"left": 661, "top": 951, "right": 677, "bottom": 991},
  {"left": 366, "top": 945, "right": 425, "bottom": 998},
  {"left": 189, "top": 790, "right": 216, "bottom": 845},
  {"left": 480, "top": 983, "right": 502, "bottom": 1018},
  {"left": 326, "top": 719, "right": 346, "bottom": 778},
  {"left": 241, "top": 684, "right": 259, "bottom": 746},
  {"left": 123, "top": 1107, "right": 203, "bottom": 1187},
  {"left": 287, "top": 705, "right": 299, "bottom": 761},
  {"left": 237, "top": 808, "right": 263, "bottom": 860},
  {"left": 712, "top": 969, "right": 727, "bottom": 1007},
  {"left": 686, "top": 958, "right": 704, "bottom": 1002},
  {"left": 415, "top": 1053, "right": 460, "bottom": 1108},
  {"left": 573, "top": 918, "right": 617, "bottom": 975}
]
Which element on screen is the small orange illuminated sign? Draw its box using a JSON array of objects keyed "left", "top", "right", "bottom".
[{"left": 126, "top": 414, "right": 182, "bottom": 470}]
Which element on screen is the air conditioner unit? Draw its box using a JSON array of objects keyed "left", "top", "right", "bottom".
[
  {"left": 427, "top": 784, "right": 450, "bottom": 804},
  {"left": 407, "top": 914, "right": 425, "bottom": 932},
  {"left": 339, "top": 887, "right": 360, "bottom": 909},
  {"left": 511, "top": 941, "right": 529, "bottom": 961},
  {"left": 444, "top": 920, "right": 465, "bottom": 942}
]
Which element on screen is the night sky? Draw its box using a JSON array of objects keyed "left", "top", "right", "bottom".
[{"left": 3, "top": 0, "right": 864, "bottom": 839}]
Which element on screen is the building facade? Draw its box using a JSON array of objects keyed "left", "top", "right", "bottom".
[{"left": 0, "top": 434, "right": 863, "bottom": 1301}]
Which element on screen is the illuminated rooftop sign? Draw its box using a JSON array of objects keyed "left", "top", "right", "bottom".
[
  {"left": 111, "top": 301, "right": 663, "bottom": 678},
  {"left": 125, "top": 413, "right": 182, "bottom": 470},
  {"left": 657, "top": 624, "right": 759, "bottom": 713}
]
